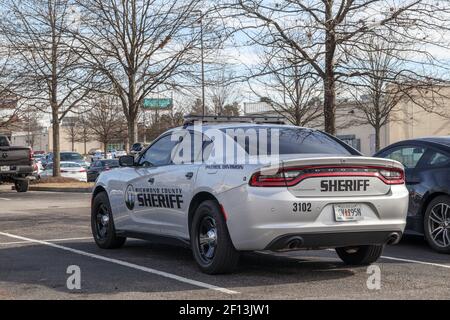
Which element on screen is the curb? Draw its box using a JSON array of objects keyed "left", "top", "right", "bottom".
[{"left": 28, "top": 186, "right": 93, "bottom": 193}]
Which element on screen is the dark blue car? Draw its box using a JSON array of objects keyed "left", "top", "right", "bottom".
[{"left": 375, "top": 137, "right": 450, "bottom": 253}]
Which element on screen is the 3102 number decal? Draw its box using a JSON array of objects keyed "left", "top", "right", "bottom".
[{"left": 293, "top": 203, "right": 312, "bottom": 213}]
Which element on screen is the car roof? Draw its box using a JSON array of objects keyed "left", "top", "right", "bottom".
[
  {"left": 417, "top": 136, "right": 450, "bottom": 147},
  {"left": 377, "top": 136, "right": 450, "bottom": 153}
]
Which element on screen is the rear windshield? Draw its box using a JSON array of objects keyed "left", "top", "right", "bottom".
[
  {"left": 101, "top": 160, "right": 119, "bottom": 167},
  {"left": 61, "top": 153, "right": 83, "bottom": 161},
  {"left": 61, "top": 163, "right": 82, "bottom": 168},
  {"left": 223, "top": 127, "right": 355, "bottom": 156}
]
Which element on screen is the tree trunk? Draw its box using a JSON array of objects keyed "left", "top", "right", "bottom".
[
  {"left": 104, "top": 141, "right": 108, "bottom": 160},
  {"left": 127, "top": 116, "right": 138, "bottom": 147},
  {"left": 52, "top": 117, "right": 61, "bottom": 177},
  {"left": 375, "top": 125, "right": 381, "bottom": 153},
  {"left": 323, "top": 4, "right": 336, "bottom": 135},
  {"left": 323, "top": 76, "right": 336, "bottom": 135}
]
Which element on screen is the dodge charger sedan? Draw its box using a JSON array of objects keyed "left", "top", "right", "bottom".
[{"left": 90, "top": 117, "right": 409, "bottom": 274}]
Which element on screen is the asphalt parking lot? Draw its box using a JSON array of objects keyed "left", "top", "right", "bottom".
[{"left": 0, "top": 185, "right": 449, "bottom": 300}]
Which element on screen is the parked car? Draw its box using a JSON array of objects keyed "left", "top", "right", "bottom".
[
  {"left": 375, "top": 137, "right": 450, "bottom": 253},
  {"left": 91, "top": 151, "right": 113, "bottom": 161},
  {"left": 110, "top": 150, "right": 127, "bottom": 158},
  {"left": 41, "top": 162, "right": 87, "bottom": 182},
  {"left": 91, "top": 118, "right": 408, "bottom": 274},
  {"left": 88, "top": 148, "right": 102, "bottom": 156},
  {"left": 130, "top": 142, "right": 145, "bottom": 155},
  {"left": 87, "top": 159, "right": 120, "bottom": 182},
  {"left": 45, "top": 152, "right": 90, "bottom": 168},
  {"left": 0, "top": 135, "right": 34, "bottom": 192}
]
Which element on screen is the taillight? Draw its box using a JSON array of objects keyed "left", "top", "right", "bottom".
[
  {"left": 379, "top": 168, "right": 404, "bottom": 185},
  {"left": 249, "top": 166, "right": 405, "bottom": 187},
  {"left": 249, "top": 170, "right": 291, "bottom": 187},
  {"left": 80, "top": 169, "right": 87, "bottom": 173}
]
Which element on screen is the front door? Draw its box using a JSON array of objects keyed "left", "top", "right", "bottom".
[{"left": 127, "top": 134, "right": 183, "bottom": 235}]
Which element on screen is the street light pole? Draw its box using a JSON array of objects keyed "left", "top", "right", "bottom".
[
  {"left": 200, "top": 16, "right": 206, "bottom": 116},
  {"left": 194, "top": 10, "right": 206, "bottom": 117}
]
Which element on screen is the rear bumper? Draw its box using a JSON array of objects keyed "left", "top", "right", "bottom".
[
  {"left": 265, "top": 231, "right": 403, "bottom": 251},
  {"left": 0, "top": 165, "right": 34, "bottom": 181},
  {"left": 219, "top": 184, "right": 409, "bottom": 251}
]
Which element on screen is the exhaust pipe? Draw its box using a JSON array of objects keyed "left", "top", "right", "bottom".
[
  {"left": 286, "top": 237, "right": 304, "bottom": 250},
  {"left": 387, "top": 232, "right": 401, "bottom": 245}
]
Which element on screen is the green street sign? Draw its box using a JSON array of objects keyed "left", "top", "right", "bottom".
[{"left": 143, "top": 98, "right": 173, "bottom": 110}]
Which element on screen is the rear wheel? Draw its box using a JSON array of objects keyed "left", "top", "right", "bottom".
[
  {"left": 15, "top": 179, "right": 29, "bottom": 193},
  {"left": 190, "top": 200, "right": 239, "bottom": 274},
  {"left": 336, "top": 245, "right": 384, "bottom": 265},
  {"left": 91, "top": 191, "right": 126, "bottom": 249},
  {"left": 424, "top": 196, "right": 450, "bottom": 254}
]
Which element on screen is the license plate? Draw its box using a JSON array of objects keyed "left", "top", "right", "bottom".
[
  {"left": 0, "top": 166, "right": 10, "bottom": 172},
  {"left": 334, "top": 204, "right": 363, "bottom": 222}
]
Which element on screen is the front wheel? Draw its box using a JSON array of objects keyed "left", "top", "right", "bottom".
[
  {"left": 424, "top": 196, "right": 450, "bottom": 254},
  {"left": 336, "top": 245, "right": 384, "bottom": 265},
  {"left": 91, "top": 191, "right": 126, "bottom": 249},
  {"left": 190, "top": 200, "right": 239, "bottom": 274}
]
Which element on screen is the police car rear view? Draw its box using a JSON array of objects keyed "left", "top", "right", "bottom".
[{"left": 91, "top": 116, "right": 409, "bottom": 274}]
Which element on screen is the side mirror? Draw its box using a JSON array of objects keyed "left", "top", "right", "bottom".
[{"left": 119, "top": 155, "right": 135, "bottom": 167}]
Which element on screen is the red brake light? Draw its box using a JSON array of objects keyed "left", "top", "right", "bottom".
[{"left": 249, "top": 166, "right": 405, "bottom": 187}]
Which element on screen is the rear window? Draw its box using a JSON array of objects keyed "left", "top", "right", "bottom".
[
  {"left": 61, "top": 153, "right": 83, "bottom": 161},
  {"left": 223, "top": 127, "right": 354, "bottom": 156},
  {"left": 61, "top": 163, "right": 82, "bottom": 168},
  {"left": 101, "top": 160, "right": 119, "bottom": 167}
]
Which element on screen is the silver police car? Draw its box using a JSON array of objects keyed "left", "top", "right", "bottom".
[{"left": 91, "top": 116, "right": 409, "bottom": 274}]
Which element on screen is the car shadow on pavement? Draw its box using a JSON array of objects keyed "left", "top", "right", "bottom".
[{"left": 0, "top": 240, "right": 357, "bottom": 296}]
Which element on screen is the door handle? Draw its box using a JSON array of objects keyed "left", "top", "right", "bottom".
[
  {"left": 148, "top": 178, "right": 155, "bottom": 184},
  {"left": 185, "top": 172, "right": 194, "bottom": 180}
]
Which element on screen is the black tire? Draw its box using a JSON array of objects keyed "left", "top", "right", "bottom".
[
  {"left": 91, "top": 191, "right": 126, "bottom": 249},
  {"left": 15, "top": 179, "right": 29, "bottom": 193},
  {"left": 336, "top": 245, "right": 384, "bottom": 265},
  {"left": 190, "top": 200, "right": 239, "bottom": 274},
  {"left": 424, "top": 196, "right": 450, "bottom": 254}
]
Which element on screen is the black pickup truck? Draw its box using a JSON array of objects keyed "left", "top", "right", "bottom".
[{"left": 0, "top": 135, "right": 33, "bottom": 192}]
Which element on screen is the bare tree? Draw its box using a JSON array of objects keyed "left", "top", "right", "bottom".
[
  {"left": 63, "top": 116, "right": 78, "bottom": 152},
  {"left": 74, "top": 113, "right": 92, "bottom": 156},
  {"left": 20, "top": 106, "right": 44, "bottom": 149},
  {"left": 231, "top": 0, "right": 450, "bottom": 134},
  {"left": 249, "top": 50, "right": 322, "bottom": 126},
  {"left": 86, "top": 96, "right": 126, "bottom": 157},
  {"left": 208, "top": 66, "right": 241, "bottom": 115},
  {"left": 73, "top": 0, "right": 213, "bottom": 147},
  {"left": 0, "top": 0, "right": 94, "bottom": 176}
]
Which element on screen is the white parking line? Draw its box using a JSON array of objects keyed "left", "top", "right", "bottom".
[
  {"left": 380, "top": 255, "right": 450, "bottom": 269},
  {"left": 0, "top": 232, "right": 239, "bottom": 295},
  {"left": 0, "top": 198, "right": 11, "bottom": 201},
  {"left": 325, "top": 249, "right": 450, "bottom": 270},
  {"left": 0, "top": 237, "right": 93, "bottom": 246}
]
